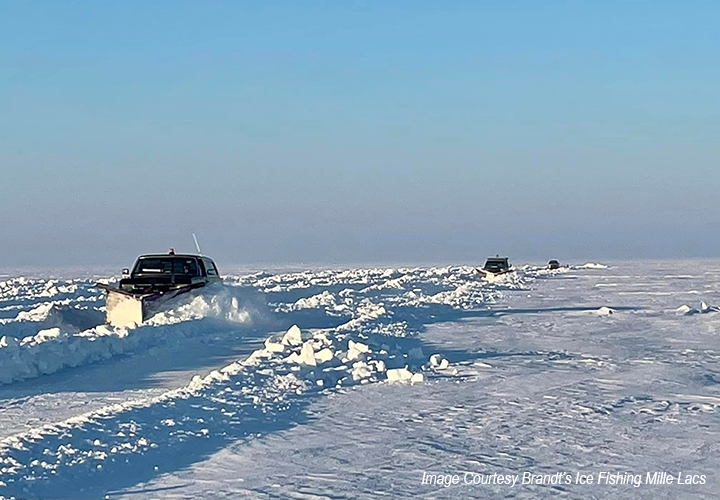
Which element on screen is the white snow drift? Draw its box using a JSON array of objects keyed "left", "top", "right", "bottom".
[{"left": 0, "top": 286, "right": 259, "bottom": 385}]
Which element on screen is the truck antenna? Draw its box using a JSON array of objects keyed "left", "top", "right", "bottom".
[{"left": 192, "top": 233, "right": 203, "bottom": 256}]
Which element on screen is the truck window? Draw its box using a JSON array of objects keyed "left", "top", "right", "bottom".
[
  {"left": 204, "top": 259, "right": 219, "bottom": 277},
  {"left": 134, "top": 258, "right": 199, "bottom": 277}
]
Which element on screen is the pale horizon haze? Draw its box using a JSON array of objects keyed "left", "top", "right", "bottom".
[{"left": 1, "top": 1, "right": 719, "bottom": 267}]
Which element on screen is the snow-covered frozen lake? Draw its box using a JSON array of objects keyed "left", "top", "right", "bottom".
[{"left": 1, "top": 260, "right": 719, "bottom": 499}]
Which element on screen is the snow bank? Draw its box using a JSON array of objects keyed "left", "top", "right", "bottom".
[
  {"left": 595, "top": 306, "right": 615, "bottom": 316},
  {"left": 0, "top": 285, "right": 261, "bottom": 385},
  {"left": 0, "top": 278, "right": 100, "bottom": 309},
  {"left": 577, "top": 263, "right": 609, "bottom": 269},
  {"left": 565, "top": 306, "right": 618, "bottom": 317},
  {"left": 0, "top": 323, "right": 443, "bottom": 496},
  {"left": 275, "top": 290, "right": 352, "bottom": 317},
  {"left": 0, "top": 265, "right": 540, "bottom": 388},
  {"left": 675, "top": 302, "right": 720, "bottom": 316},
  {"left": 146, "top": 284, "right": 258, "bottom": 325},
  {"left": 0, "top": 302, "right": 104, "bottom": 339}
]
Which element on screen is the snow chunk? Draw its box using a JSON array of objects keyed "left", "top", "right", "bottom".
[
  {"left": 386, "top": 368, "right": 413, "bottom": 382},
  {"left": 314, "top": 348, "right": 334, "bottom": 365},
  {"left": 16, "top": 303, "right": 56, "bottom": 322},
  {"left": 34, "top": 327, "right": 62, "bottom": 342},
  {"left": 264, "top": 339, "right": 285, "bottom": 353},
  {"left": 578, "top": 263, "right": 609, "bottom": 269},
  {"left": 676, "top": 305, "right": 696, "bottom": 315},
  {"left": 596, "top": 307, "right": 615, "bottom": 316},
  {"left": 371, "top": 359, "right": 386, "bottom": 373},
  {"left": 288, "top": 341, "right": 316, "bottom": 366},
  {"left": 430, "top": 354, "right": 449, "bottom": 370},
  {"left": 347, "top": 340, "right": 370, "bottom": 361},
  {"left": 282, "top": 325, "right": 302, "bottom": 346},
  {"left": 351, "top": 361, "right": 373, "bottom": 381},
  {"left": 699, "top": 302, "right": 719, "bottom": 313},
  {"left": 146, "top": 286, "right": 254, "bottom": 325},
  {"left": 676, "top": 302, "right": 719, "bottom": 315}
]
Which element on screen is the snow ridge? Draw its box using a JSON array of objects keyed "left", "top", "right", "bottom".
[
  {"left": 0, "top": 265, "right": 521, "bottom": 496},
  {"left": 0, "top": 321, "right": 444, "bottom": 497},
  {"left": 0, "top": 266, "right": 522, "bottom": 386},
  {"left": 0, "top": 286, "right": 262, "bottom": 385}
]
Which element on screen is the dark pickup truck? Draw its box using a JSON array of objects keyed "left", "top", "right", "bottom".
[
  {"left": 476, "top": 256, "right": 514, "bottom": 279},
  {"left": 119, "top": 253, "right": 222, "bottom": 294},
  {"left": 97, "top": 252, "right": 223, "bottom": 326}
]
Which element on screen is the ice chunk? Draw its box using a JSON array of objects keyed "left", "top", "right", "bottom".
[
  {"left": 16, "top": 303, "right": 55, "bottom": 322},
  {"left": 676, "top": 305, "right": 696, "bottom": 315},
  {"left": 289, "top": 341, "right": 316, "bottom": 366},
  {"left": 314, "top": 348, "right": 334, "bottom": 365},
  {"left": 351, "top": 361, "right": 373, "bottom": 381},
  {"left": 410, "top": 373, "right": 424, "bottom": 383},
  {"left": 429, "top": 354, "right": 449, "bottom": 370},
  {"left": 596, "top": 307, "right": 615, "bottom": 316},
  {"left": 96, "top": 325, "right": 114, "bottom": 336},
  {"left": 312, "top": 331, "right": 331, "bottom": 345},
  {"left": 678, "top": 302, "right": 719, "bottom": 315},
  {"left": 698, "top": 302, "right": 719, "bottom": 312},
  {"left": 292, "top": 291, "right": 337, "bottom": 310},
  {"left": 264, "top": 339, "right": 285, "bottom": 353},
  {"left": 579, "top": 262, "right": 609, "bottom": 269},
  {"left": 282, "top": 325, "right": 302, "bottom": 346},
  {"left": 371, "top": 359, "right": 386, "bottom": 373},
  {"left": 347, "top": 339, "right": 370, "bottom": 361},
  {"left": 386, "top": 367, "right": 413, "bottom": 382},
  {"left": 34, "top": 328, "right": 61, "bottom": 341}
]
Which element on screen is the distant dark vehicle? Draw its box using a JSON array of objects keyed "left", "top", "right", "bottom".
[
  {"left": 97, "top": 252, "right": 222, "bottom": 326},
  {"left": 477, "top": 256, "right": 513, "bottom": 279},
  {"left": 548, "top": 260, "right": 561, "bottom": 270}
]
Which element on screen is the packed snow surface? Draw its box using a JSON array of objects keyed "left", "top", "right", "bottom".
[{"left": 1, "top": 260, "right": 720, "bottom": 499}]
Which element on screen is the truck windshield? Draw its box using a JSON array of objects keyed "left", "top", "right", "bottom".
[{"left": 134, "top": 258, "right": 198, "bottom": 276}]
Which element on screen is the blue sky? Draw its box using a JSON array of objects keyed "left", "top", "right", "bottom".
[{"left": 1, "top": 1, "right": 718, "bottom": 266}]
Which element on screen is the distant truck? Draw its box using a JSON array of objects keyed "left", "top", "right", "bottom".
[
  {"left": 548, "top": 259, "right": 561, "bottom": 270},
  {"left": 476, "top": 256, "right": 514, "bottom": 279},
  {"left": 97, "top": 252, "right": 222, "bottom": 327}
]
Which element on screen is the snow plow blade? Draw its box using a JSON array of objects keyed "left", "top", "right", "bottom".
[
  {"left": 475, "top": 268, "right": 515, "bottom": 280},
  {"left": 96, "top": 283, "right": 198, "bottom": 327}
]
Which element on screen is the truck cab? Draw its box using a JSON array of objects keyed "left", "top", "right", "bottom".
[
  {"left": 119, "top": 254, "right": 222, "bottom": 294},
  {"left": 482, "top": 257, "right": 511, "bottom": 274}
]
